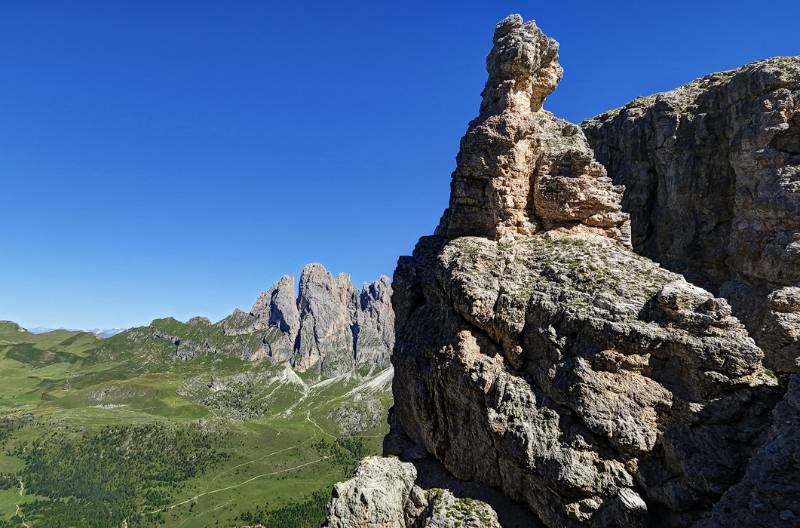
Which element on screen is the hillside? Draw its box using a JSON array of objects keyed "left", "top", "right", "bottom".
[{"left": 0, "top": 263, "right": 394, "bottom": 527}]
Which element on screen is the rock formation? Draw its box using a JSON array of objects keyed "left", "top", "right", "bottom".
[
  {"left": 326, "top": 14, "right": 798, "bottom": 528},
  {"left": 223, "top": 263, "right": 394, "bottom": 376},
  {"left": 435, "top": 15, "right": 629, "bottom": 245},
  {"left": 324, "top": 456, "right": 501, "bottom": 528},
  {"left": 223, "top": 274, "right": 300, "bottom": 362},
  {"left": 355, "top": 275, "right": 395, "bottom": 367},
  {"left": 583, "top": 57, "right": 800, "bottom": 373},
  {"left": 295, "top": 265, "right": 359, "bottom": 375},
  {"left": 700, "top": 374, "right": 800, "bottom": 527}
]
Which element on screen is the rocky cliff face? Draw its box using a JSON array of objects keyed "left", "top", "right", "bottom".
[
  {"left": 223, "top": 274, "right": 300, "bottom": 362},
  {"left": 326, "top": 14, "right": 798, "bottom": 528},
  {"left": 355, "top": 275, "right": 395, "bottom": 367},
  {"left": 223, "top": 263, "right": 394, "bottom": 376},
  {"left": 583, "top": 57, "right": 800, "bottom": 373}
]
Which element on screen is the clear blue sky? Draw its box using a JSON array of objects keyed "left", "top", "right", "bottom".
[{"left": 2, "top": 1, "right": 798, "bottom": 329}]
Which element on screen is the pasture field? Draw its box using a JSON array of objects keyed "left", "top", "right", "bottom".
[{"left": 0, "top": 321, "right": 391, "bottom": 527}]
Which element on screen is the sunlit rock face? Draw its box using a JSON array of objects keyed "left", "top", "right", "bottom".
[
  {"left": 323, "top": 456, "right": 502, "bottom": 528},
  {"left": 223, "top": 264, "right": 394, "bottom": 376},
  {"left": 320, "top": 13, "right": 799, "bottom": 528},
  {"left": 386, "top": 14, "right": 791, "bottom": 528},
  {"left": 435, "top": 15, "right": 630, "bottom": 245}
]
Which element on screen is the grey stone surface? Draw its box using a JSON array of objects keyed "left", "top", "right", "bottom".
[
  {"left": 323, "top": 456, "right": 501, "bottom": 528},
  {"left": 583, "top": 56, "right": 800, "bottom": 372},
  {"left": 295, "top": 263, "right": 357, "bottom": 375},
  {"left": 325, "top": 14, "right": 799, "bottom": 528},
  {"left": 385, "top": 14, "right": 791, "bottom": 528},
  {"left": 221, "top": 265, "right": 394, "bottom": 376},
  {"left": 695, "top": 375, "right": 800, "bottom": 528},
  {"left": 223, "top": 275, "right": 300, "bottom": 362},
  {"left": 392, "top": 234, "right": 777, "bottom": 528},
  {"left": 356, "top": 275, "right": 395, "bottom": 371}
]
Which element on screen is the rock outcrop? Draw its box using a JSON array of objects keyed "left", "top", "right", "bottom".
[
  {"left": 435, "top": 15, "right": 630, "bottom": 245},
  {"left": 295, "top": 265, "right": 359, "bottom": 375},
  {"left": 324, "top": 456, "right": 501, "bottom": 528},
  {"left": 324, "top": 14, "right": 798, "bottom": 528},
  {"left": 583, "top": 57, "right": 800, "bottom": 372},
  {"left": 392, "top": 231, "right": 778, "bottom": 527},
  {"left": 355, "top": 275, "right": 396, "bottom": 367},
  {"left": 700, "top": 374, "right": 800, "bottom": 527},
  {"left": 223, "top": 264, "right": 394, "bottom": 376},
  {"left": 223, "top": 274, "right": 300, "bottom": 362}
]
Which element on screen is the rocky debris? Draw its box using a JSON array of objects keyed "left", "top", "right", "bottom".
[
  {"left": 178, "top": 366, "right": 306, "bottom": 420},
  {"left": 208, "top": 376, "right": 224, "bottom": 391},
  {"left": 89, "top": 386, "right": 147, "bottom": 405},
  {"left": 324, "top": 456, "right": 501, "bottom": 528},
  {"left": 319, "top": 13, "right": 798, "bottom": 528},
  {"left": 151, "top": 330, "right": 205, "bottom": 360},
  {"left": 328, "top": 398, "right": 383, "bottom": 435},
  {"left": 583, "top": 56, "right": 800, "bottom": 372},
  {"left": 435, "top": 15, "right": 630, "bottom": 245},
  {"left": 223, "top": 264, "right": 394, "bottom": 376}
]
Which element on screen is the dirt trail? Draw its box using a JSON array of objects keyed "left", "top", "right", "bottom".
[{"left": 146, "top": 456, "right": 332, "bottom": 515}]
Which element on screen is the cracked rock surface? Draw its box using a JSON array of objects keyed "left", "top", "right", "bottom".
[
  {"left": 324, "top": 456, "right": 501, "bottom": 528},
  {"left": 435, "top": 15, "right": 630, "bottom": 245},
  {"left": 583, "top": 56, "right": 800, "bottom": 373}
]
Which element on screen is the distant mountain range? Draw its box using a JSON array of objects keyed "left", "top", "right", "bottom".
[
  {"left": 25, "top": 327, "right": 126, "bottom": 338},
  {"left": 18, "top": 262, "right": 394, "bottom": 380},
  {"left": 0, "top": 264, "right": 394, "bottom": 526}
]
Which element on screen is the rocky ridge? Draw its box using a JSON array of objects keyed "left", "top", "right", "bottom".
[
  {"left": 325, "top": 14, "right": 798, "bottom": 528},
  {"left": 223, "top": 263, "right": 394, "bottom": 377}
]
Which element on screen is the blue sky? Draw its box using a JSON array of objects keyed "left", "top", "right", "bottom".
[{"left": 2, "top": 1, "right": 798, "bottom": 329}]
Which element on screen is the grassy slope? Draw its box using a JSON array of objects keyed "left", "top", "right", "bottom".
[{"left": 0, "top": 321, "right": 391, "bottom": 527}]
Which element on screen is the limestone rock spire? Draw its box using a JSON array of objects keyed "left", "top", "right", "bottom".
[{"left": 436, "top": 14, "right": 630, "bottom": 244}]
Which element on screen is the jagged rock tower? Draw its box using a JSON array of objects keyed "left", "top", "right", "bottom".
[
  {"left": 325, "top": 14, "right": 797, "bottom": 528},
  {"left": 436, "top": 15, "right": 630, "bottom": 244},
  {"left": 223, "top": 264, "right": 394, "bottom": 377}
]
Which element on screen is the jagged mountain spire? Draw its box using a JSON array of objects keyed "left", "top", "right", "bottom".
[
  {"left": 223, "top": 263, "right": 393, "bottom": 376},
  {"left": 436, "top": 14, "right": 630, "bottom": 244}
]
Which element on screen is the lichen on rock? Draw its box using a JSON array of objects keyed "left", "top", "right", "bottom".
[{"left": 323, "top": 456, "right": 501, "bottom": 528}]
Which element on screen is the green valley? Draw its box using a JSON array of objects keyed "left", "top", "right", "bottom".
[{"left": 0, "top": 320, "right": 392, "bottom": 527}]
